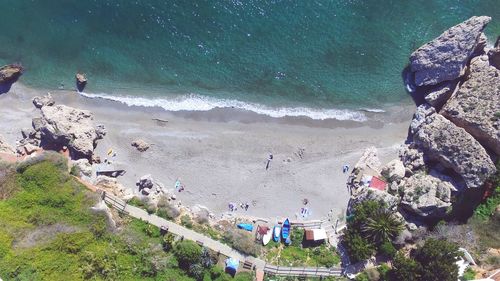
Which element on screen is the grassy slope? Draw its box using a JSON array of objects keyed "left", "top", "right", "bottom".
[{"left": 0, "top": 159, "right": 218, "bottom": 280}]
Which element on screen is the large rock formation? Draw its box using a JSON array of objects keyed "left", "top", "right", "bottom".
[
  {"left": 410, "top": 16, "right": 491, "bottom": 86},
  {"left": 35, "top": 105, "right": 105, "bottom": 160},
  {"left": 0, "top": 64, "right": 23, "bottom": 85},
  {"left": 400, "top": 174, "right": 453, "bottom": 218},
  {"left": 413, "top": 113, "right": 495, "bottom": 189},
  {"left": 441, "top": 55, "right": 500, "bottom": 155}
]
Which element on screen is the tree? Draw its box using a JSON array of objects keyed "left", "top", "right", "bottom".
[
  {"left": 362, "top": 209, "right": 404, "bottom": 245},
  {"left": 390, "top": 252, "right": 421, "bottom": 281},
  {"left": 343, "top": 230, "right": 375, "bottom": 263},
  {"left": 173, "top": 240, "right": 202, "bottom": 269},
  {"left": 378, "top": 241, "right": 396, "bottom": 258},
  {"left": 414, "top": 239, "right": 459, "bottom": 281}
]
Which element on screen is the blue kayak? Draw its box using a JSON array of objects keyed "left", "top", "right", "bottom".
[
  {"left": 281, "top": 218, "right": 290, "bottom": 240},
  {"left": 237, "top": 223, "right": 253, "bottom": 232}
]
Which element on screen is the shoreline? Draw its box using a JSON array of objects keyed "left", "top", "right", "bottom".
[{"left": 0, "top": 83, "right": 413, "bottom": 221}]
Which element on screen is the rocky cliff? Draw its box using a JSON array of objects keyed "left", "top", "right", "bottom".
[{"left": 349, "top": 16, "right": 499, "bottom": 224}]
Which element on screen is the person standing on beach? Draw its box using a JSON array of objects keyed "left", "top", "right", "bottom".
[{"left": 266, "top": 154, "right": 273, "bottom": 170}]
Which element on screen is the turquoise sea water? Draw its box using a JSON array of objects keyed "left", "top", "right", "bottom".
[{"left": 0, "top": 1, "right": 499, "bottom": 120}]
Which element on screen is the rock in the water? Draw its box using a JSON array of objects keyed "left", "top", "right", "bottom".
[
  {"left": 381, "top": 159, "right": 405, "bottom": 182},
  {"left": 413, "top": 113, "right": 496, "bottom": 188},
  {"left": 0, "top": 134, "right": 15, "bottom": 154},
  {"left": 131, "top": 139, "right": 150, "bottom": 152},
  {"left": 424, "top": 81, "right": 458, "bottom": 109},
  {"left": 0, "top": 64, "right": 23, "bottom": 85},
  {"left": 72, "top": 159, "right": 92, "bottom": 177},
  {"left": 410, "top": 16, "right": 491, "bottom": 86},
  {"left": 36, "top": 105, "right": 102, "bottom": 160},
  {"left": 488, "top": 37, "right": 500, "bottom": 69},
  {"left": 32, "top": 93, "right": 55, "bottom": 109},
  {"left": 75, "top": 73, "right": 87, "bottom": 92},
  {"left": 441, "top": 55, "right": 500, "bottom": 156},
  {"left": 400, "top": 173, "right": 454, "bottom": 218}
]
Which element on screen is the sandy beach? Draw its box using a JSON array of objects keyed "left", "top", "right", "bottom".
[{"left": 0, "top": 83, "right": 413, "bottom": 221}]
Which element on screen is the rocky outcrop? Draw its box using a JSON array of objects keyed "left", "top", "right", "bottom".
[
  {"left": 349, "top": 187, "right": 399, "bottom": 212},
  {"left": 131, "top": 139, "right": 150, "bottom": 152},
  {"left": 94, "top": 175, "right": 133, "bottom": 199},
  {"left": 413, "top": 113, "right": 495, "bottom": 189},
  {"left": 0, "top": 64, "right": 23, "bottom": 85},
  {"left": 35, "top": 105, "right": 105, "bottom": 160},
  {"left": 399, "top": 145, "right": 426, "bottom": 175},
  {"left": 72, "top": 159, "right": 92, "bottom": 177},
  {"left": 423, "top": 81, "right": 458, "bottom": 109},
  {"left": 409, "top": 16, "right": 491, "bottom": 86},
  {"left": 137, "top": 174, "right": 154, "bottom": 194},
  {"left": 441, "top": 55, "right": 500, "bottom": 155},
  {"left": 381, "top": 159, "right": 405, "bottom": 182},
  {"left": 347, "top": 147, "right": 382, "bottom": 190},
  {"left": 32, "top": 93, "right": 55, "bottom": 109},
  {"left": 400, "top": 173, "right": 454, "bottom": 218}
]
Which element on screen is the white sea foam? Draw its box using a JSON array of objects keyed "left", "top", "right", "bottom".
[{"left": 79, "top": 92, "right": 369, "bottom": 122}]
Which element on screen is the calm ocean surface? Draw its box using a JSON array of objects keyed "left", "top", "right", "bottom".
[{"left": 0, "top": 1, "right": 499, "bottom": 120}]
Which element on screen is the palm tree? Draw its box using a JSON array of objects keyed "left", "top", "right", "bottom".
[{"left": 361, "top": 209, "right": 404, "bottom": 244}]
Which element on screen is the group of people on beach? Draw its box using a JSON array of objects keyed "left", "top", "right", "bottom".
[{"left": 228, "top": 202, "right": 250, "bottom": 212}]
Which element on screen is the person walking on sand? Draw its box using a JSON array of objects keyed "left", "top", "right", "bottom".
[
  {"left": 342, "top": 164, "right": 350, "bottom": 174},
  {"left": 266, "top": 154, "right": 273, "bottom": 170}
]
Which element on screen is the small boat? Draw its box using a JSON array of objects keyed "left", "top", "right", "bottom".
[
  {"left": 273, "top": 226, "right": 281, "bottom": 242},
  {"left": 281, "top": 218, "right": 291, "bottom": 240},
  {"left": 237, "top": 223, "right": 253, "bottom": 232},
  {"left": 262, "top": 229, "right": 272, "bottom": 245}
]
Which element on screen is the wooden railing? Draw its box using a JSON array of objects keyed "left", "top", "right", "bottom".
[{"left": 263, "top": 264, "right": 342, "bottom": 277}]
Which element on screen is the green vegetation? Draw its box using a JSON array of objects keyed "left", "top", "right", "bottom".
[
  {"left": 390, "top": 239, "right": 460, "bottom": 281},
  {"left": 460, "top": 267, "right": 476, "bottom": 281},
  {"left": 264, "top": 228, "right": 340, "bottom": 267},
  {"left": 343, "top": 200, "right": 403, "bottom": 263},
  {"left": 0, "top": 155, "right": 247, "bottom": 280},
  {"left": 223, "top": 228, "right": 261, "bottom": 256}
]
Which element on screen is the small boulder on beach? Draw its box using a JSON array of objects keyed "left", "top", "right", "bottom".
[
  {"left": 32, "top": 93, "right": 55, "bottom": 109},
  {"left": 131, "top": 139, "right": 150, "bottom": 152}
]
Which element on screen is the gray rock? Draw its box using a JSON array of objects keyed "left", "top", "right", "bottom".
[
  {"left": 36, "top": 105, "right": 102, "bottom": 160},
  {"left": 400, "top": 173, "right": 454, "bottom": 218},
  {"left": 410, "top": 16, "right": 491, "bottom": 86},
  {"left": 347, "top": 147, "right": 382, "bottom": 190},
  {"left": 131, "top": 139, "right": 150, "bottom": 152},
  {"left": 410, "top": 104, "right": 436, "bottom": 135},
  {"left": 72, "top": 159, "right": 92, "bottom": 177},
  {"left": 0, "top": 64, "right": 23, "bottom": 85},
  {"left": 95, "top": 124, "right": 106, "bottom": 140},
  {"left": 32, "top": 117, "right": 44, "bottom": 132},
  {"left": 399, "top": 144, "right": 426, "bottom": 173},
  {"left": 349, "top": 187, "right": 399, "bottom": 212},
  {"left": 441, "top": 55, "right": 500, "bottom": 156},
  {"left": 413, "top": 113, "right": 496, "bottom": 188},
  {"left": 32, "top": 93, "right": 55, "bottom": 109},
  {"left": 424, "top": 81, "right": 458, "bottom": 109},
  {"left": 381, "top": 159, "right": 405, "bottom": 182}
]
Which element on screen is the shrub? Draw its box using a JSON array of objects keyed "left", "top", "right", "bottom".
[
  {"left": 180, "top": 215, "right": 193, "bottom": 229},
  {"left": 223, "top": 229, "right": 261, "bottom": 257},
  {"left": 343, "top": 230, "right": 375, "bottom": 263},
  {"left": 378, "top": 241, "right": 397, "bottom": 258},
  {"left": 461, "top": 267, "right": 476, "bottom": 281},
  {"left": 127, "top": 196, "right": 145, "bottom": 208},
  {"left": 162, "top": 233, "right": 176, "bottom": 252},
  {"left": 173, "top": 240, "right": 202, "bottom": 269},
  {"left": 414, "top": 239, "right": 459, "bottom": 281},
  {"left": 390, "top": 252, "right": 421, "bottom": 281},
  {"left": 377, "top": 263, "right": 391, "bottom": 281}
]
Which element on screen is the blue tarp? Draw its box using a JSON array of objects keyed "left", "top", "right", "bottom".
[
  {"left": 225, "top": 258, "right": 239, "bottom": 272},
  {"left": 237, "top": 223, "right": 253, "bottom": 232}
]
